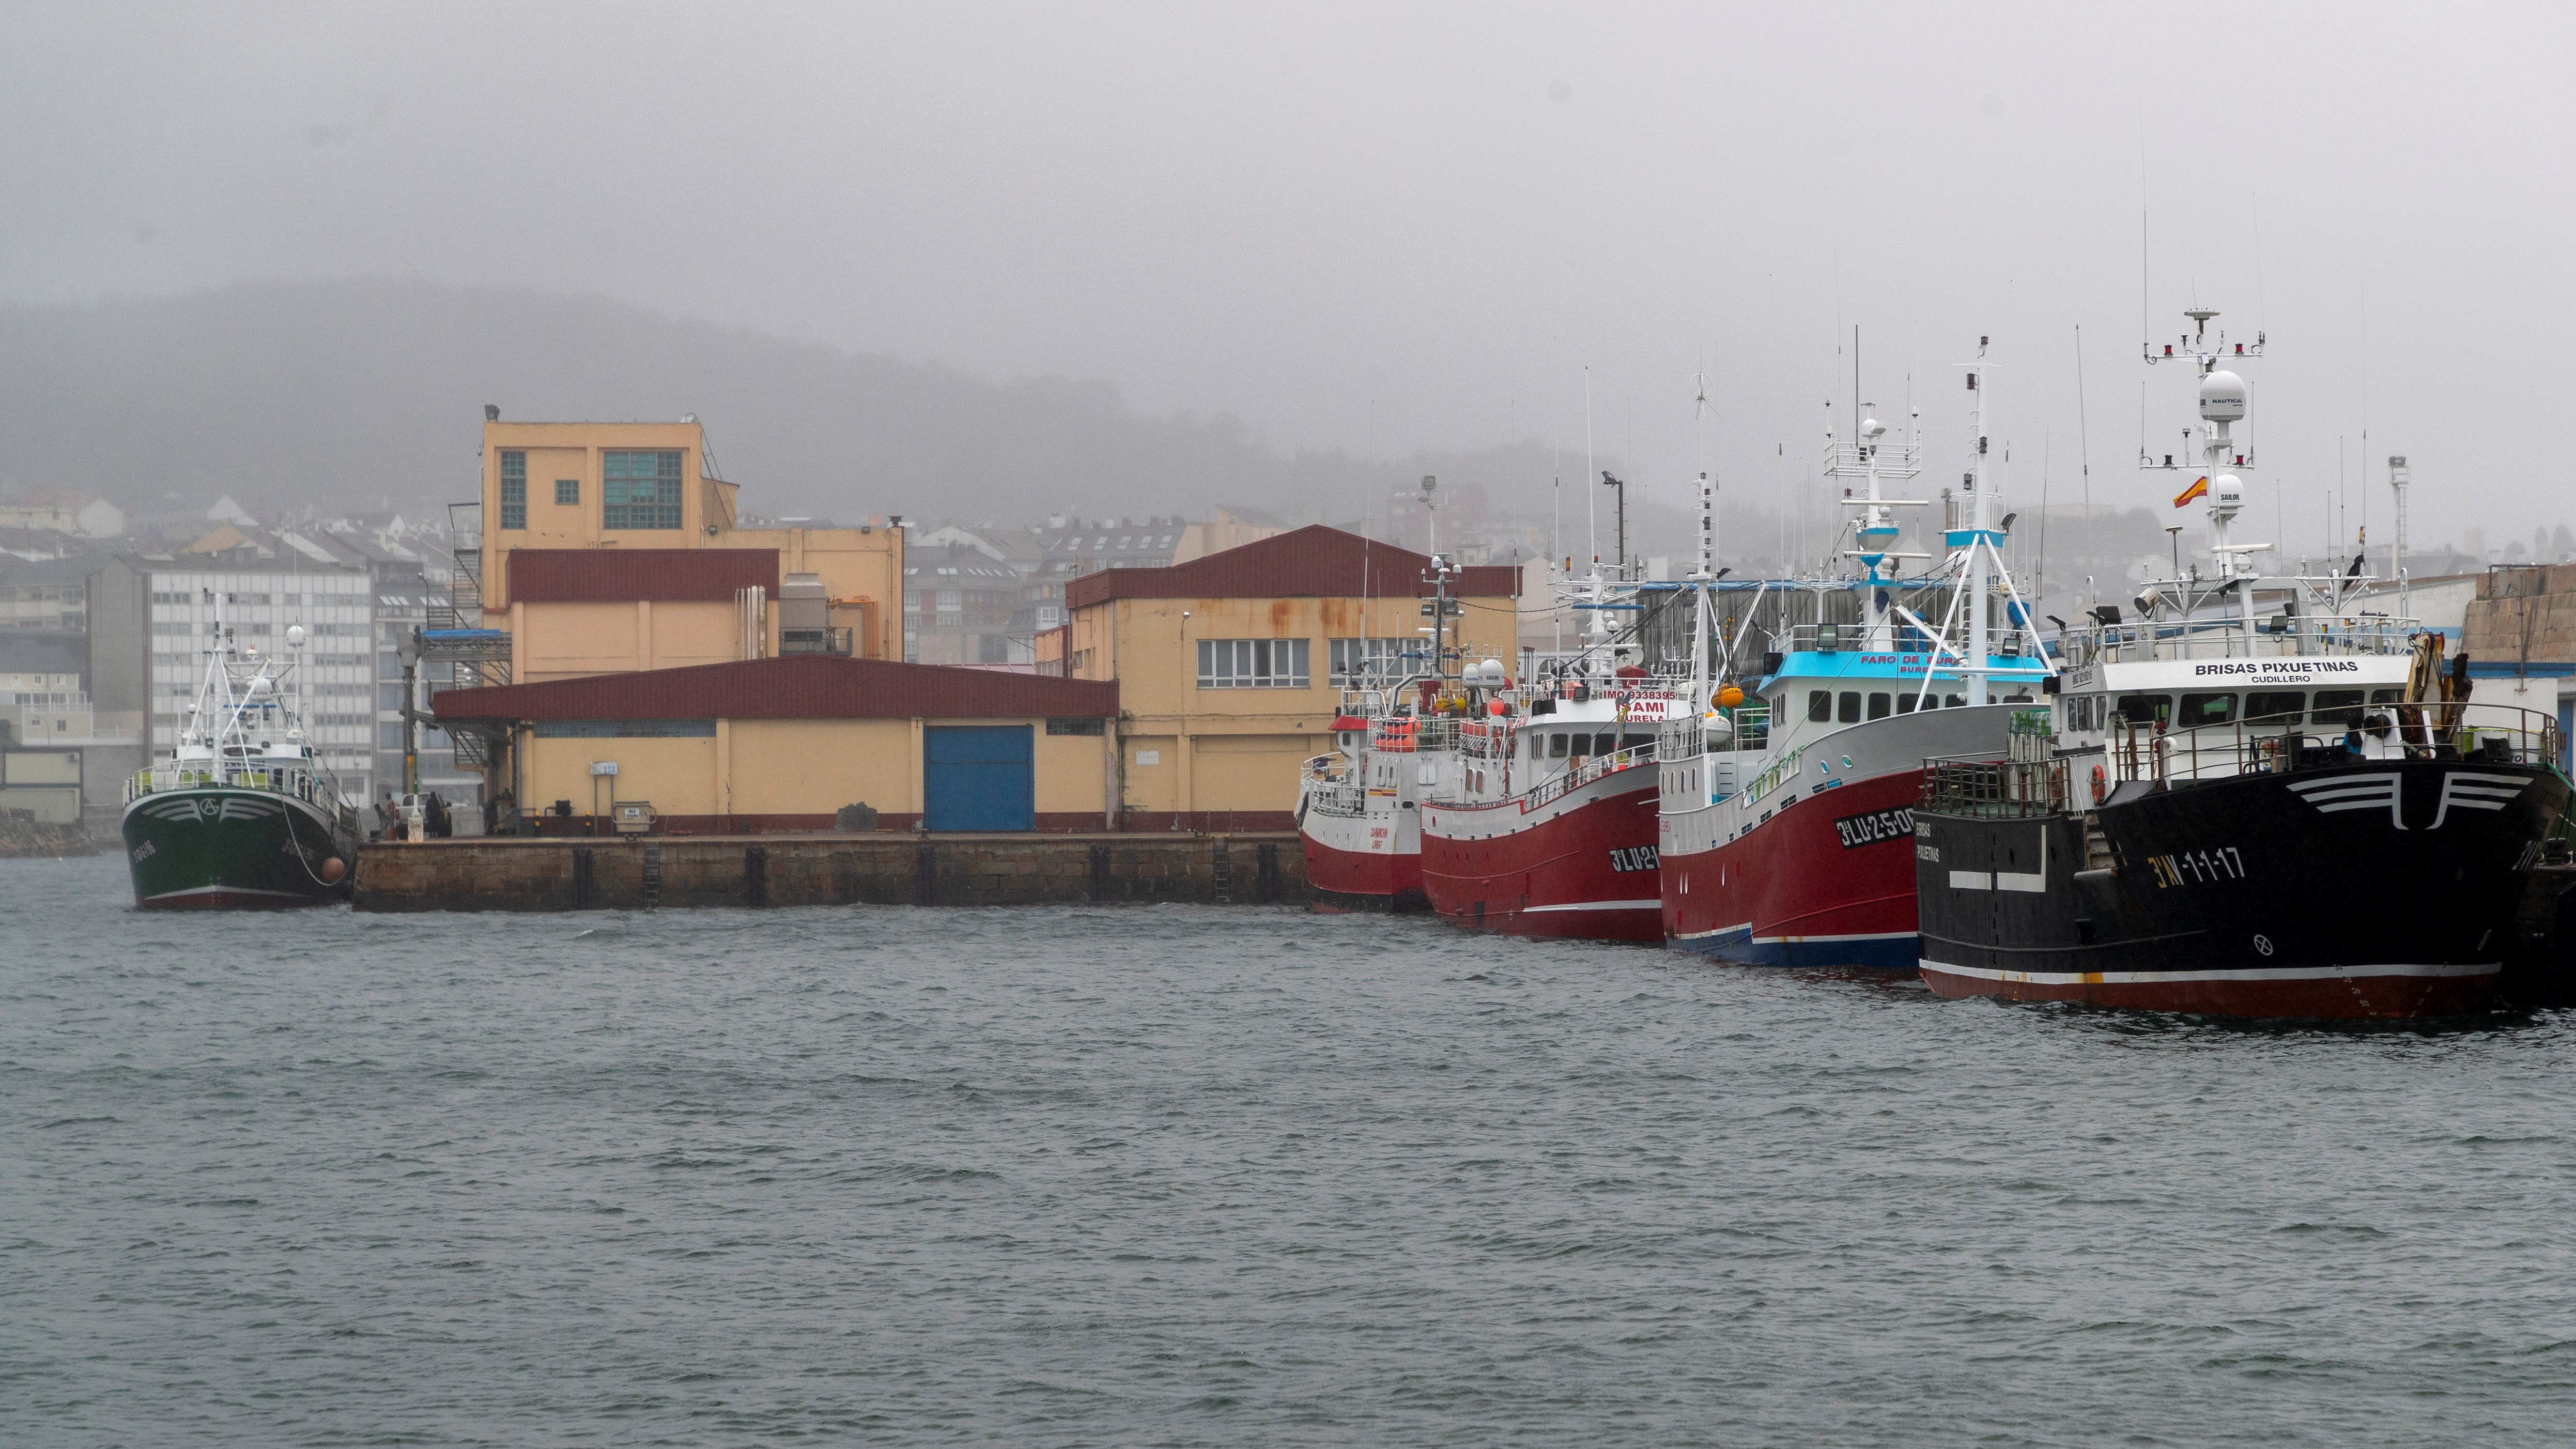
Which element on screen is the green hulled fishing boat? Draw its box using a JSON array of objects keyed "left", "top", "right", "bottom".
[{"left": 121, "top": 612, "right": 361, "bottom": 909}]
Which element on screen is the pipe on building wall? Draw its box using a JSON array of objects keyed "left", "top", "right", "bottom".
[
  {"left": 908, "top": 718, "right": 924, "bottom": 816},
  {"left": 716, "top": 718, "right": 733, "bottom": 820},
  {"left": 1105, "top": 714, "right": 1122, "bottom": 830}
]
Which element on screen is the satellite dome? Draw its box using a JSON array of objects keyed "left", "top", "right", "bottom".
[
  {"left": 286, "top": 624, "right": 308, "bottom": 648},
  {"left": 2213, "top": 474, "right": 2245, "bottom": 508},
  {"left": 2199, "top": 370, "right": 2248, "bottom": 422}
]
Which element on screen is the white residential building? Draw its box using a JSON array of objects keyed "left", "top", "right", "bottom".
[{"left": 90, "top": 557, "right": 378, "bottom": 804}]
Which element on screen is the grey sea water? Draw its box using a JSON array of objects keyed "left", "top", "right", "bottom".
[{"left": 6, "top": 853, "right": 2576, "bottom": 1446}]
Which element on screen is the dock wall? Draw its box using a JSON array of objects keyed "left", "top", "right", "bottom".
[{"left": 351, "top": 832, "right": 1310, "bottom": 912}]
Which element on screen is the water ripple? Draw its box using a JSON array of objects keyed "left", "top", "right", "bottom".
[{"left": 4, "top": 853, "right": 2572, "bottom": 1446}]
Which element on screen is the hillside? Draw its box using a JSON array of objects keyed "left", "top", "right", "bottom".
[{"left": 0, "top": 279, "right": 1557, "bottom": 531}]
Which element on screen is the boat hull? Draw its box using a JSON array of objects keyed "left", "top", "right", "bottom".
[
  {"left": 122, "top": 786, "right": 353, "bottom": 910},
  {"left": 1422, "top": 770, "right": 1661, "bottom": 941},
  {"left": 1914, "top": 759, "right": 2571, "bottom": 1019},
  {"left": 1662, "top": 768, "right": 1926, "bottom": 968},
  {"left": 1301, "top": 826, "right": 1427, "bottom": 913},
  {"left": 1662, "top": 704, "right": 2019, "bottom": 969}
]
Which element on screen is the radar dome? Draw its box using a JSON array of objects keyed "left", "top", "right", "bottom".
[
  {"left": 285, "top": 624, "right": 308, "bottom": 648},
  {"left": 2199, "top": 370, "right": 2248, "bottom": 422}
]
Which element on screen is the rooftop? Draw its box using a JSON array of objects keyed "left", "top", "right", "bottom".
[
  {"left": 1065, "top": 525, "right": 1520, "bottom": 609},
  {"left": 433, "top": 653, "right": 1118, "bottom": 723}
]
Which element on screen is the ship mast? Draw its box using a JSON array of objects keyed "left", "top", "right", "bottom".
[
  {"left": 1827, "top": 396, "right": 1925, "bottom": 653},
  {"left": 2145, "top": 308, "right": 2271, "bottom": 636},
  {"left": 1965, "top": 340, "right": 1993, "bottom": 705}
]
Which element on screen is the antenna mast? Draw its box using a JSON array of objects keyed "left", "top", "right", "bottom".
[
  {"left": 1964, "top": 340, "right": 1993, "bottom": 705},
  {"left": 2389, "top": 455, "right": 2411, "bottom": 616},
  {"left": 2145, "top": 307, "right": 2269, "bottom": 631}
]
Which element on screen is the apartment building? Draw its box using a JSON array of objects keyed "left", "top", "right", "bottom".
[{"left": 89, "top": 556, "right": 378, "bottom": 800}]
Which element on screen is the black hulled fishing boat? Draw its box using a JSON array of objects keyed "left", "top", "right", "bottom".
[
  {"left": 1911, "top": 310, "right": 2570, "bottom": 1019},
  {"left": 120, "top": 600, "right": 361, "bottom": 908}
]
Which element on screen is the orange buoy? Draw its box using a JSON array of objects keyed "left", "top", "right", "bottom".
[{"left": 320, "top": 856, "right": 347, "bottom": 884}]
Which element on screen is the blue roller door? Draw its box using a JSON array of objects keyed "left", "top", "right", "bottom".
[{"left": 924, "top": 725, "right": 1036, "bottom": 831}]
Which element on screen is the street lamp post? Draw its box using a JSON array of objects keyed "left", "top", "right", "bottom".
[
  {"left": 1600, "top": 471, "right": 1628, "bottom": 579},
  {"left": 396, "top": 626, "right": 423, "bottom": 796}
]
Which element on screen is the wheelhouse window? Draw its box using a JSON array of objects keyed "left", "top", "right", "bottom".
[
  {"left": 603, "top": 450, "right": 684, "bottom": 529},
  {"left": 2177, "top": 692, "right": 2238, "bottom": 727},
  {"left": 499, "top": 451, "right": 527, "bottom": 530},
  {"left": 1837, "top": 691, "right": 1862, "bottom": 724},
  {"left": 1197, "top": 638, "right": 1310, "bottom": 688},
  {"left": 1868, "top": 692, "right": 1892, "bottom": 720},
  {"left": 2115, "top": 693, "right": 2171, "bottom": 725},
  {"left": 1807, "top": 690, "right": 1832, "bottom": 723},
  {"left": 2244, "top": 689, "right": 2306, "bottom": 722},
  {"left": 2312, "top": 689, "right": 2366, "bottom": 726}
]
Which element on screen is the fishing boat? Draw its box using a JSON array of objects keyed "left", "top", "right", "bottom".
[
  {"left": 1911, "top": 309, "right": 2572, "bottom": 1018},
  {"left": 121, "top": 602, "right": 362, "bottom": 909},
  {"left": 1658, "top": 344, "right": 2046, "bottom": 967},
  {"left": 1416, "top": 565, "right": 1675, "bottom": 942},
  {"left": 1298, "top": 684, "right": 1457, "bottom": 913}
]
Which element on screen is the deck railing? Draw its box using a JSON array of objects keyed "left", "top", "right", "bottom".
[
  {"left": 126, "top": 761, "right": 345, "bottom": 820},
  {"left": 1919, "top": 753, "right": 2069, "bottom": 818},
  {"left": 1371, "top": 716, "right": 1461, "bottom": 754},
  {"left": 2055, "top": 614, "right": 2418, "bottom": 669},
  {"left": 1298, "top": 754, "right": 1370, "bottom": 818},
  {"left": 1922, "top": 702, "right": 2564, "bottom": 816},
  {"left": 2114, "top": 703, "right": 2562, "bottom": 785},
  {"left": 1520, "top": 739, "right": 1656, "bottom": 813}
]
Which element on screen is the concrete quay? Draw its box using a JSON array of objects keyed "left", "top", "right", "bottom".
[{"left": 351, "top": 831, "right": 1310, "bottom": 912}]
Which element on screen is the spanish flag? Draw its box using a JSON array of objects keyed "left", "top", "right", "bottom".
[{"left": 2173, "top": 475, "right": 2210, "bottom": 508}]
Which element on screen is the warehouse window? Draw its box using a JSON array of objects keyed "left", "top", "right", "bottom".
[
  {"left": 602, "top": 450, "right": 683, "bottom": 529},
  {"left": 555, "top": 478, "right": 580, "bottom": 506},
  {"left": 1197, "top": 638, "right": 1310, "bottom": 688},
  {"left": 499, "top": 451, "right": 527, "bottom": 530},
  {"left": 531, "top": 719, "right": 718, "bottom": 738},
  {"left": 1046, "top": 717, "right": 1105, "bottom": 735},
  {"left": 1329, "top": 637, "right": 1411, "bottom": 685}
]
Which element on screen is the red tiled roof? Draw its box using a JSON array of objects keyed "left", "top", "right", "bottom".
[
  {"left": 433, "top": 655, "right": 1118, "bottom": 723},
  {"left": 1063, "top": 525, "right": 1518, "bottom": 609},
  {"left": 508, "top": 549, "right": 780, "bottom": 604}
]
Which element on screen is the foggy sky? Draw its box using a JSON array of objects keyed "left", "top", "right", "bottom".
[{"left": 5, "top": 2, "right": 2568, "bottom": 554}]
